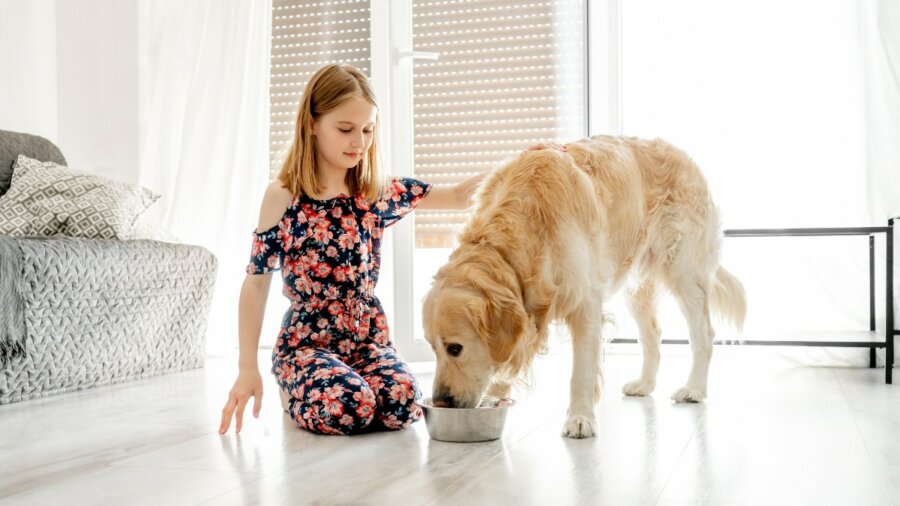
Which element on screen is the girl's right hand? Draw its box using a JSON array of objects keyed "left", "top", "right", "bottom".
[{"left": 219, "top": 369, "right": 263, "bottom": 434}]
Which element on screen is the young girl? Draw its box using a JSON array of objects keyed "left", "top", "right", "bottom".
[{"left": 218, "top": 63, "right": 564, "bottom": 436}]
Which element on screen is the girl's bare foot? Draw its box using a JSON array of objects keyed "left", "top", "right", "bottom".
[{"left": 279, "top": 389, "right": 291, "bottom": 411}]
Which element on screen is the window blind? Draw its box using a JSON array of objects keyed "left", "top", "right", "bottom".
[
  {"left": 270, "top": 0, "right": 371, "bottom": 175},
  {"left": 412, "top": 0, "right": 586, "bottom": 248}
]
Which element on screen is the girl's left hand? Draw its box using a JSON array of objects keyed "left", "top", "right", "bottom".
[{"left": 524, "top": 142, "right": 567, "bottom": 153}]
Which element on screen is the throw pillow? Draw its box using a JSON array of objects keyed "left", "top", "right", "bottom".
[{"left": 0, "top": 155, "right": 160, "bottom": 239}]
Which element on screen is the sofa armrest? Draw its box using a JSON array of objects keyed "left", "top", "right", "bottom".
[
  {"left": 14, "top": 236, "right": 217, "bottom": 304},
  {"left": 1, "top": 235, "right": 218, "bottom": 402}
]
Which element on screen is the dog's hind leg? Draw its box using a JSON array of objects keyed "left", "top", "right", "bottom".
[
  {"left": 561, "top": 300, "right": 604, "bottom": 438},
  {"left": 622, "top": 280, "right": 661, "bottom": 396},
  {"left": 668, "top": 274, "right": 715, "bottom": 403}
]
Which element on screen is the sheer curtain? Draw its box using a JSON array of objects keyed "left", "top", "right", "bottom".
[
  {"left": 863, "top": 0, "right": 900, "bottom": 223},
  {"left": 862, "top": 0, "right": 900, "bottom": 358},
  {"left": 608, "top": 0, "right": 898, "bottom": 364},
  {"left": 136, "top": 0, "right": 273, "bottom": 357}
]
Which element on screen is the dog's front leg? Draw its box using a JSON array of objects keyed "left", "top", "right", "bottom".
[
  {"left": 486, "top": 380, "right": 512, "bottom": 398},
  {"left": 562, "top": 303, "right": 603, "bottom": 438}
]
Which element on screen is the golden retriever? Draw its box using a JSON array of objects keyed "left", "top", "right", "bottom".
[{"left": 421, "top": 135, "right": 747, "bottom": 438}]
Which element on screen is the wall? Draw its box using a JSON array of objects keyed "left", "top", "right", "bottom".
[
  {"left": 0, "top": 0, "right": 138, "bottom": 184},
  {"left": 56, "top": 0, "right": 139, "bottom": 182},
  {"left": 0, "top": 0, "right": 58, "bottom": 140}
]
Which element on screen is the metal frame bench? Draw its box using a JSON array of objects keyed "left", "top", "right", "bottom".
[{"left": 611, "top": 217, "right": 897, "bottom": 384}]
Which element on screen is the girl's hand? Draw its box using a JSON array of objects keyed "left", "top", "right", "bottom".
[
  {"left": 219, "top": 369, "right": 264, "bottom": 434},
  {"left": 523, "top": 142, "right": 567, "bottom": 153}
]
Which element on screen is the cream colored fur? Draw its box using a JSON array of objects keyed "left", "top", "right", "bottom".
[{"left": 422, "top": 135, "right": 747, "bottom": 438}]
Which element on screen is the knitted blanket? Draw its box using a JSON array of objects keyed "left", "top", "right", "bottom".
[{"left": 0, "top": 235, "right": 217, "bottom": 403}]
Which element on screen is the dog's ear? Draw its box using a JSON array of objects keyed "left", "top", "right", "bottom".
[{"left": 466, "top": 287, "right": 528, "bottom": 364}]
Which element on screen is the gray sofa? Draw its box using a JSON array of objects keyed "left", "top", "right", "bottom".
[{"left": 0, "top": 129, "right": 217, "bottom": 404}]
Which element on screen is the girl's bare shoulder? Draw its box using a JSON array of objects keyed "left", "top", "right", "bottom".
[{"left": 255, "top": 181, "right": 295, "bottom": 232}]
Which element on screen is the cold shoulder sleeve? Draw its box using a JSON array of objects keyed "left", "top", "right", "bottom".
[
  {"left": 371, "top": 177, "right": 433, "bottom": 228},
  {"left": 246, "top": 223, "right": 287, "bottom": 274}
]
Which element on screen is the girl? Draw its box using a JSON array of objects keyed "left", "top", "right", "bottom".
[{"left": 218, "top": 63, "right": 564, "bottom": 436}]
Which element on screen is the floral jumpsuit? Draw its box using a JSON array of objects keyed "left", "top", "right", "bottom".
[{"left": 246, "top": 177, "right": 432, "bottom": 435}]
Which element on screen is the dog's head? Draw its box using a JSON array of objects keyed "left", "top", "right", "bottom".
[{"left": 422, "top": 256, "right": 529, "bottom": 408}]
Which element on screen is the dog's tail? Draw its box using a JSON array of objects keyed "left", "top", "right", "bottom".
[{"left": 709, "top": 266, "right": 747, "bottom": 335}]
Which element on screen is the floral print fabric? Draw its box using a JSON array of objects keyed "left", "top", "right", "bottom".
[{"left": 247, "top": 177, "right": 431, "bottom": 434}]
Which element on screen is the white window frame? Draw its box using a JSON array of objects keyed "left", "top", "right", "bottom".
[
  {"left": 370, "top": 0, "right": 435, "bottom": 362},
  {"left": 588, "top": 0, "right": 622, "bottom": 136}
]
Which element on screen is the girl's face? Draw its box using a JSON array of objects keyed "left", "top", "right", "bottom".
[{"left": 311, "top": 96, "right": 377, "bottom": 178}]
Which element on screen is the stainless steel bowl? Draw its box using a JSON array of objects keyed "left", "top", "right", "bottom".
[{"left": 419, "top": 396, "right": 516, "bottom": 442}]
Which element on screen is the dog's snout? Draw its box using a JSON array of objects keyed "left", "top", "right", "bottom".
[{"left": 432, "top": 389, "right": 455, "bottom": 408}]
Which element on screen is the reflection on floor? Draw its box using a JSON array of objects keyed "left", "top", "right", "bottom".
[{"left": 1, "top": 343, "right": 898, "bottom": 505}]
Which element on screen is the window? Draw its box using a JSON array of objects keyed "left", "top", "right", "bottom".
[{"left": 614, "top": 1, "right": 869, "bottom": 341}]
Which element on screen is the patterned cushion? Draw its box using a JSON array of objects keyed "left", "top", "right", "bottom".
[{"left": 0, "top": 155, "right": 160, "bottom": 239}]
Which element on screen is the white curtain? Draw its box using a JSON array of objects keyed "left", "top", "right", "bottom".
[
  {"left": 862, "top": 0, "right": 900, "bottom": 354},
  {"left": 136, "top": 0, "right": 273, "bottom": 357},
  {"left": 606, "top": 0, "right": 898, "bottom": 364},
  {"left": 863, "top": 0, "right": 900, "bottom": 223}
]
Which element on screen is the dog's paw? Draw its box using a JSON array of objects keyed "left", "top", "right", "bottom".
[
  {"left": 486, "top": 381, "right": 512, "bottom": 398},
  {"left": 622, "top": 380, "right": 655, "bottom": 397},
  {"left": 671, "top": 385, "right": 706, "bottom": 403},
  {"left": 561, "top": 415, "right": 597, "bottom": 439}
]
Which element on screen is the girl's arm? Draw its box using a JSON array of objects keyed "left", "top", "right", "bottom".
[
  {"left": 417, "top": 171, "right": 486, "bottom": 211},
  {"left": 219, "top": 274, "right": 271, "bottom": 434},
  {"left": 418, "top": 142, "right": 567, "bottom": 211},
  {"left": 220, "top": 182, "right": 292, "bottom": 434},
  {"left": 236, "top": 274, "right": 272, "bottom": 373}
]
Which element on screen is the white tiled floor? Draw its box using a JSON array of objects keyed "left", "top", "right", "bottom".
[{"left": 1, "top": 344, "right": 897, "bottom": 506}]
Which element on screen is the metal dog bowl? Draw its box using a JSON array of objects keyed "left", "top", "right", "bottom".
[{"left": 419, "top": 396, "right": 516, "bottom": 442}]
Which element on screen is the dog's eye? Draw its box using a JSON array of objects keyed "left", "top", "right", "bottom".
[{"left": 446, "top": 343, "right": 463, "bottom": 357}]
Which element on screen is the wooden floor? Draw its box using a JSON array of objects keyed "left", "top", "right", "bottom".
[{"left": 1, "top": 344, "right": 898, "bottom": 506}]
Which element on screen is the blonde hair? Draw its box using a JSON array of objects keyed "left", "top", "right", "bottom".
[{"left": 277, "top": 64, "right": 382, "bottom": 201}]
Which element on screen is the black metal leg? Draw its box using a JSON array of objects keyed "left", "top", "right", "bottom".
[
  {"left": 887, "top": 222, "right": 894, "bottom": 384},
  {"left": 724, "top": 224, "right": 895, "bottom": 384},
  {"left": 870, "top": 235, "right": 876, "bottom": 368}
]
